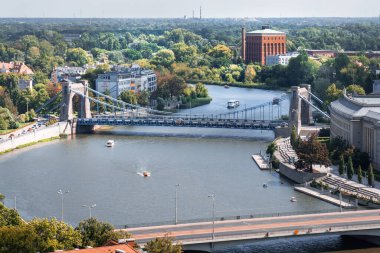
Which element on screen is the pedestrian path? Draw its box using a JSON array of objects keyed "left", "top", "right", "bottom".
[{"left": 294, "top": 186, "right": 354, "bottom": 208}]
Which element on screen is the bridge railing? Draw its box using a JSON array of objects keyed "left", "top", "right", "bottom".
[{"left": 115, "top": 208, "right": 344, "bottom": 229}]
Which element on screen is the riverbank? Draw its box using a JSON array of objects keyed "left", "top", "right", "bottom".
[
  {"left": 0, "top": 123, "right": 67, "bottom": 154},
  {"left": 188, "top": 79, "right": 289, "bottom": 91},
  {"left": 0, "top": 136, "right": 61, "bottom": 155}
]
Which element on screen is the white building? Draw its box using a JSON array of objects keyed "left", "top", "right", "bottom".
[
  {"left": 51, "top": 66, "right": 87, "bottom": 83},
  {"left": 96, "top": 65, "right": 157, "bottom": 98},
  {"left": 266, "top": 52, "right": 299, "bottom": 66}
]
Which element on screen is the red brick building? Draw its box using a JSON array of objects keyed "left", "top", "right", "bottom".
[{"left": 242, "top": 26, "right": 287, "bottom": 65}]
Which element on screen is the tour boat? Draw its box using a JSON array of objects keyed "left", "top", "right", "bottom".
[
  {"left": 290, "top": 197, "right": 297, "bottom": 202},
  {"left": 143, "top": 171, "right": 151, "bottom": 177},
  {"left": 106, "top": 140, "right": 115, "bottom": 147},
  {"left": 227, "top": 100, "right": 240, "bottom": 109}
]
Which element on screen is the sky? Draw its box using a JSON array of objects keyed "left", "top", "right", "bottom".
[{"left": 0, "top": 0, "right": 379, "bottom": 18}]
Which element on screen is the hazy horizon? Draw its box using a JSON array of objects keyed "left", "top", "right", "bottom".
[{"left": 0, "top": 0, "right": 379, "bottom": 19}]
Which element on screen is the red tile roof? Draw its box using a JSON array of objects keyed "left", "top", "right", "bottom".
[
  {"left": 1, "top": 62, "right": 34, "bottom": 75},
  {"left": 55, "top": 244, "right": 139, "bottom": 253}
]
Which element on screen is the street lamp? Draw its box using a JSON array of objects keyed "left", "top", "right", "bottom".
[
  {"left": 175, "top": 184, "right": 180, "bottom": 225},
  {"left": 82, "top": 204, "right": 97, "bottom": 218},
  {"left": 57, "top": 189, "right": 69, "bottom": 221},
  {"left": 208, "top": 194, "right": 216, "bottom": 252},
  {"left": 208, "top": 194, "right": 215, "bottom": 240}
]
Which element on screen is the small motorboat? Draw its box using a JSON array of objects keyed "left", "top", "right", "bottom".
[
  {"left": 290, "top": 197, "right": 297, "bottom": 202},
  {"left": 227, "top": 100, "right": 240, "bottom": 109},
  {"left": 143, "top": 171, "right": 151, "bottom": 177},
  {"left": 272, "top": 97, "right": 280, "bottom": 105},
  {"left": 106, "top": 140, "right": 115, "bottom": 147},
  {"left": 224, "top": 85, "right": 230, "bottom": 89},
  {"left": 263, "top": 183, "right": 268, "bottom": 188}
]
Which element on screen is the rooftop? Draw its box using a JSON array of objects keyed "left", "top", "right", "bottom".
[
  {"left": 330, "top": 94, "right": 380, "bottom": 120},
  {"left": 246, "top": 28, "right": 285, "bottom": 35},
  {"left": 56, "top": 244, "right": 139, "bottom": 253}
]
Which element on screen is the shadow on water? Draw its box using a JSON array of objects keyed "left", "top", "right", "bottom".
[{"left": 214, "top": 235, "right": 379, "bottom": 253}]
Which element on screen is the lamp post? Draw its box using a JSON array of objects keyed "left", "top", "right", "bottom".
[
  {"left": 57, "top": 189, "right": 69, "bottom": 221},
  {"left": 82, "top": 204, "right": 96, "bottom": 218},
  {"left": 208, "top": 194, "right": 215, "bottom": 240},
  {"left": 208, "top": 194, "right": 215, "bottom": 252},
  {"left": 175, "top": 184, "right": 180, "bottom": 225}
]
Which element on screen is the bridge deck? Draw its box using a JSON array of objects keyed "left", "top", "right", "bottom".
[
  {"left": 121, "top": 210, "right": 380, "bottom": 246},
  {"left": 77, "top": 117, "right": 288, "bottom": 130}
]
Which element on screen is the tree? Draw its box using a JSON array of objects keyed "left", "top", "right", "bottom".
[
  {"left": 286, "top": 52, "right": 317, "bottom": 85},
  {"left": 0, "top": 226, "right": 39, "bottom": 253},
  {"left": 244, "top": 65, "right": 257, "bottom": 83},
  {"left": 338, "top": 155, "right": 345, "bottom": 176},
  {"left": 357, "top": 165, "right": 363, "bottom": 184},
  {"left": 266, "top": 142, "right": 277, "bottom": 157},
  {"left": 0, "top": 194, "right": 4, "bottom": 203},
  {"left": 368, "top": 163, "right": 375, "bottom": 187},
  {"left": 0, "top": 116, "right": 8, "bottom": 130},
  {"left": 325, "top": 83, "right": 343, "bottom": 105},
  {"left": 145, "top": 236, "right": 182, "bottom": 253},
  {"left": 346, "top": 84, "right": 365, "bottom": 95},
  {"left": 119, "top": 90, "right": 137, "bottom": 105},
  {"left": 290, "top": 125, "right": 298, "bottom": 148},
  {"left": 171, "top": 43, "right": 197, "bottom": 63},
  {"left": 347, "top": 156, "right": 354, "bottom": 180},
  {"left": 195, "top": 83, "right": 208, "bottom": 98},
  {"left": 66, "top": 48, "right": 92, "bottom": 66},
  {"left": 151, "top": 49, "right": 175, "bottom": 68},
  {"left": 167, "top": 76, "right": 186, "bottom": 99},
  {"left": 29, "top": 218, "right": 82, "bottom": 252},
  {"left": 296, "top": 134, "right": 331, "bottom": 170},
  {"left": 76, "top": 218, "right": 129, "bottom": 247},
  {"left": 137, "top": 90, "right": 150, "bottom": 106},
  {"left": 0, "top": 203, "right": 23, "bottom": 227}
]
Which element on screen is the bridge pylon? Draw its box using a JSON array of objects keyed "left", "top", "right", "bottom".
[
  {"left": 59, "top": 80, "right": 92, "bottom": 122},
  {"left": 289, "top": 85, "right": 313, "bottom": 135}
]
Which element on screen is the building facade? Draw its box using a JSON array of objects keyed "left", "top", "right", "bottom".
[
  {"left": 242, "top": 26, "right": 287, "bottom": 65},
  {"left": 0, "top": 61, "right": 34, "bottom": 89},
  {"left": 96, "top": 66, "right": 157, "bottom": 99},
  {"left": 329, "top": 84, "right": 380, "bottom": 171},
  {"left": 266, "top": 52, "right": 299, "bottom": 66},
  {"left": 51, "top": 66, "right": 87, "bottom": 84}
]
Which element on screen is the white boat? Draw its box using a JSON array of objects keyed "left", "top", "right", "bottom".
[
  {"left": 106, "top": 140, "right": 115, "bottom": 147},
  {"left": 143, "top": 171, "right": 151, "bottom": 177},
  {"left": 227, "top": 100, "right": 240, "bottom": 109},
  {"left": 290, "top": 197, "right": 297, "bottom": 202}
]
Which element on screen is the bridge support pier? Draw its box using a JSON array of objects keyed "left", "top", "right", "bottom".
[
  {"left": 60, "top": 80, "right": 92, "bottom": 122},
  {"left": 288, "top": 85, "right": 313, "bottom": 135}
]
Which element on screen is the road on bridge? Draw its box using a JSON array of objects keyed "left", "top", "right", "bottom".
[{"left": 122, "top": 210, "right": 380, "bottom": 245}]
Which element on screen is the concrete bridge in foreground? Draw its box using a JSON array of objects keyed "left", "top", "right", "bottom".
[{"left": 122, "top": 210, "right": 380, "bottom": 252}]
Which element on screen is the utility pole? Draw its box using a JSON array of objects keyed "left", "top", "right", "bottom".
[{"left": 200, "top": 6, "right": 202, "bottom": 19}]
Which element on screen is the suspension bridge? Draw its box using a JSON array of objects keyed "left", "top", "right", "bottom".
[{"left": 38, "top": 80, "right": 329, "bottom": 134}]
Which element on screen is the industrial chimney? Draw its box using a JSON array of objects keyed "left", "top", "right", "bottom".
[{"left": 241, "top": 28, "right": 246, "bottom": 62}]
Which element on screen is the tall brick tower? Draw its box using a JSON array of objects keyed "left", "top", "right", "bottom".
[{"left": 243, "top": 25, "right": 286, "bottom": 65}]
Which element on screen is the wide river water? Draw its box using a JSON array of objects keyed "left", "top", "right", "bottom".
[{"left": 0, "top": 85, "right": 376, "bottom": 252}]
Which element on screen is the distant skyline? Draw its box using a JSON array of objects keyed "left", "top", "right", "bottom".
[{"left": 0, "top": 0, "right": 379, "bottom": 18}]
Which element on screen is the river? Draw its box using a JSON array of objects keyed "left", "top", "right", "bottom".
[{"left": 0, "top": 85, "right": 377, "bottom": 252}]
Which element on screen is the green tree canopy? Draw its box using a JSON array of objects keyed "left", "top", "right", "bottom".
[
  {"left": 296, "top": 134, "right": 331, "bottom": 170},
  {"left": 145, "top": 236, "right": 182, "bottom": 253},
  {"left": 29, "top": 218, "right": 82, "bottom": 252},
  {"left": 66, "top": 48, "right": 92, "bottom": 66},
  {"left": 151, "top": 49, "right": 175, "bottom": 68}
]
